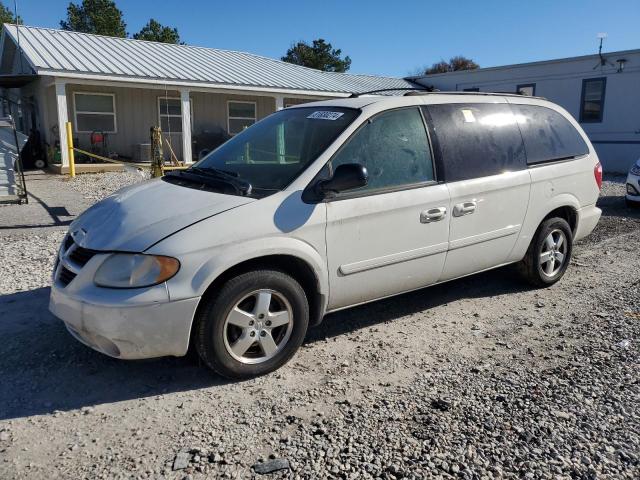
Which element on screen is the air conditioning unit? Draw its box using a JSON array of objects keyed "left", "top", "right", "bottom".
[{"left": 135, "top": 143, "right": 152, "bottom": 163}]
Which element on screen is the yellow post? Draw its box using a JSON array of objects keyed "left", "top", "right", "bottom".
[{"left": 65, "top": 121, "right": 75, "bottom": 178}]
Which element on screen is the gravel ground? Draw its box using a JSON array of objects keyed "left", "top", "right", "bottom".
[
  {"left": 59, "top": 170, "right": 150, "bottom": 202},
  {"left": 0, "top": 171, "right": 147, "bottom": 295},
  {"left": 0, "top": 174, "right": 638, "bottom": 479}
]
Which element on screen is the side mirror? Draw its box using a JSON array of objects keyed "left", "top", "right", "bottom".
[{"left": 318, "top": 163, "right": 368, "bottom": 196}]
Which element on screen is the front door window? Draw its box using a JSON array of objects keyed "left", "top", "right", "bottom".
[{"left": 330, "top": 107, "right": 435, "bottom": 194}]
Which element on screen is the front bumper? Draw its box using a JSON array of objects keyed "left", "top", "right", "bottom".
[
  {"left": 625, "top": 172, "right": 640, "bottom": 202},
  {"left": 49, "top": 284, "right": 200, "bottom": 360}
]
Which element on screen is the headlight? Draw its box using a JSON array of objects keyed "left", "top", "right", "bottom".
[
  {"left": 630, "top": 164, "right": 640, "bottom": 176},
  {"left": 94, "top": 254, "right": 180, "bottom": 288}
]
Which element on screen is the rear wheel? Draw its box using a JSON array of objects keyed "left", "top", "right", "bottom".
[
  {"left": 194, "top": 270, "right": 309, "bottom": 379},
  {"left": 518, "top": 217, "right": 572, "bottom": 287}
]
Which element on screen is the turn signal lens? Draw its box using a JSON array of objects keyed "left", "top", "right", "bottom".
[{"left": 94, "top": 254, "right": 180, "bottom": 288}]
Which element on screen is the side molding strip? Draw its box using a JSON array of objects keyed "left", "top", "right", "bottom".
[
  {"left": 448, "top": 224, "right": 521, "bottom": 251},
  {"left": 339, "top": 242, "right": 449, "bottom": 276}
]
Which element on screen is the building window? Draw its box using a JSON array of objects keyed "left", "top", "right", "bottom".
[
  {"left": 580, "top": 78, "right": 606, "bottom": 123},
  {"left": 517, "top": 83, "right": 536, "bottom": 96},
  {"left": 73, "top": 92, "right": 116, "bottom": 133},
  {"left": 227, "top": 101, "right": 257, "bottom": 134},
  {"left": 158, "top": 97, "right": 192, "bottom": 134}
]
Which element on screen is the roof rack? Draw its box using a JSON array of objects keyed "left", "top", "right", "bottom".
[
  {"left": 348, "top": 88, "right": 547, "bottom": 100},
  {"left": 349, "top": 87, "right": 431, "bottom": 98},
  {"left": 403, "top": 90, "right": 547, "bottom": 100}
]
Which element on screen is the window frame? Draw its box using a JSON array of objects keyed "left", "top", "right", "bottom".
[
  {"left": 73, "top": 92, "right": 117, "bottom": 134},
  {"left": 319, "top": 106, "right": 439, "bottom": 202},
  {"left": 227, "top": 100, "right": 257, "bottom": 135},
  {"left": 157, "top": 96, "right": 193, "bottom": 134},
  {"left": 516, "top": 83, "right": 536, "bottom": 96},
  {"left": 579, "top": 77, "right": 606, "bottom": 123}
]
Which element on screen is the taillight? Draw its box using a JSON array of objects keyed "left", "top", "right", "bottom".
[{"left": 594, "top": 161, "right": 603, "bottom": 190}]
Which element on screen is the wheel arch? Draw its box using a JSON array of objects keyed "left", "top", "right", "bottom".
[
  {"left": 192, "top": 252, "right": 327, "bottom": 344},
  {"left": 510, "top": 194, "right": 581, "bottom": 262},
  {"left": 531, "top": 193, "right": 580, "bottom": 237},
  {"left": 542, "top": 205, "right": 578, "bottom": 235}
]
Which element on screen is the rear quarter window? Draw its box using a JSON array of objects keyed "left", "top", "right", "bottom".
[
  {"left": 424, "top": 103, "right": 527, "bottom": 182},
  {"left": 510, "top": 104, "right": 589, "bottom": 164}
]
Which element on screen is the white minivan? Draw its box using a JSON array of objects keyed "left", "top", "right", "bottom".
[{"left": 50, "top": 93, "right": 602, "bottom": 378}]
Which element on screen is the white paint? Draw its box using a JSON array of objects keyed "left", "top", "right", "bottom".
[
  {"left": 49, "top": 94, "right": 603, "bottom": 361},
  {"left": 54, "top": 79, "right": 69, "bottom": 166},
  {"left": 40, "top": 71, "right": 349, "bottom": 99},
  {"left": 180, "top": 89, "right": 192, "bottom": 164},
  {"left": 274, "top": 95, "right": 284, "bottom": 111}
]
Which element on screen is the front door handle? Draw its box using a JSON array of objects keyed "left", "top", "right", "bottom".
[
  {"left": 420, "top": 207, "right": 447, "bottom": 223},
  {"left": 453, "top": 201, "right": 477, "bottom": 217}
]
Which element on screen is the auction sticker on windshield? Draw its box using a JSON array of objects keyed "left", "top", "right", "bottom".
[{"left": 307, "top": 111, "right": 345, "bottom": 120}]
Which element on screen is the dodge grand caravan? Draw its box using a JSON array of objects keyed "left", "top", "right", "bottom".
[{"left": 50, "top": 93, "right": 602, "bottom": 378}]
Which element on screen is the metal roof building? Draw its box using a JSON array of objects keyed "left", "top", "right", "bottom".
[
  {"left": 0, "top": 24, "right": 417, "bottom": 170},
  {"left": 2, "top": 25, "right": 415, "bottom": 96}
]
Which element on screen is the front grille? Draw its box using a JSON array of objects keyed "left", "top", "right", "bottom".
[
  {"left": 69, "top": 245, "right": 96, "bottom": 267},
  {"left": 58, "top": 266, "right": 76, "bottom": 287},
  {"left": 63, "top": 234, "right": 74, "bottom": 250},
  {"left": 55, "top": 235, "right": 98, "bottom": 288}
]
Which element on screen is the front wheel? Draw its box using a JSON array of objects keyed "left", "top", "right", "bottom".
[
  {"left": 518, "top": 217, "right": 573, "bottom": 287},
  {"left": 194, "top": 270, "right": 309, "bottom": 379}
]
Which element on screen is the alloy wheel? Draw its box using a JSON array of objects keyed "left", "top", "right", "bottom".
[
  {"left": 222, "top": 289, "right": 293, "bottom": 364},
  {"left": 539, "top": 229, "right": 567, "bottom": 277}
]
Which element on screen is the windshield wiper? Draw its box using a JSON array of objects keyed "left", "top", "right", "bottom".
[{"left": 187, "top": 167, "right": 252, "bottom": 196}]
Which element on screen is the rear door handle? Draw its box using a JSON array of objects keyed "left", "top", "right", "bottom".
[
  {"left": 420, "top": 207, "right": 447, "bottom": 223},
  {"left": 453, "top": 201, "right": 477, "bottom": 217}
]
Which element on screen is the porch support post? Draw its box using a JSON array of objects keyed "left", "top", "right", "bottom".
[
  {"left": 275, "top": 95, "right": 285, "bottom": 163},
  {"left": 55, "top": 80, "right": 69, "bottom": 167},
  {"left": 274, "top": 95, "right": 284, "bottom": 111},
  {"left": 180, "top": 88, "right": 192, "bottom": 164}
]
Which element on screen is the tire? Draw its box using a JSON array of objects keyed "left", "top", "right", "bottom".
[
  {"left": 517, "top": 217, "right": 573, "bottom": 288},
  {"left": 194, "top": 270, "right": 309, "bottom": 379}
]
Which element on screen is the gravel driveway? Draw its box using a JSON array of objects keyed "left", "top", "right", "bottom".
[{"left": 0, "top": 173, "right": 638, "bottom": 479}]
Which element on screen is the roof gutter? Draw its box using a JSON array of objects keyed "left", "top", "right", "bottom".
[{"left": 38, "top": 69, "right": 353, "bottom": 99}]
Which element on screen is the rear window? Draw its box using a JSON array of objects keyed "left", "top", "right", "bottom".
[
  {"left": 424, "top": 103, "right": 527, "bottom": 182},
  {"left": 510, "top": 104, "right": 589, "bottom": 164}
]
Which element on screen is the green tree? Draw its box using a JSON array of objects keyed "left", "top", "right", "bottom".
[
  {"left": 133, "top": 19, "right": 182, "bottom": 44},
  {"left": 60, "top": 0, "right": 126, "bottom": 37},
  {"left": 282, "top": 39, "right": 351, "bottom": 72},
  {"left": 0, "top": 1, "right": 21, "bottom": 24},
  {"left": 424, "top": 56, "right": 479, "bottom": 75}
]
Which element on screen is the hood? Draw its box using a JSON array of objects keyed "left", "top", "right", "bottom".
[{"left": 69, "top": 178, "right": 254, "bottom": 252}]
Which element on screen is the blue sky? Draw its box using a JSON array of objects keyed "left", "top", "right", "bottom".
[{"left": 13, "top": 0, "right": 640, "bottom": 77}]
